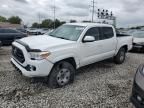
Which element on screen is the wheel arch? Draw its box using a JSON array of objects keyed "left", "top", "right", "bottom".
[
  {"left": 52, "top": 56, "right": 79, "bottom": 69},
  {"left": 121, "top": 45, "right": 128, "bottom": 52},
  {"left": 116, "top": 45, "right": 128, "bottom": 55}
]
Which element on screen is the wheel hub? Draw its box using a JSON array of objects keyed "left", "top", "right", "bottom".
[{"left": 57, "top": 68, "right": 70, "bottom": 86}]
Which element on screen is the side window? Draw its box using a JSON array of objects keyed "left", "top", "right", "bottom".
[
  {"left": 6, "top": 29, "right": 18, "bottom": 33},
  {"left": 101, "top": 27, "right": 114, "bottom": 40},
  {"left": 0, "top": 29, "right": 5, "bottom": 33},
  {"left": 85, "top": 27, "right": 99, "bottom": 40}
]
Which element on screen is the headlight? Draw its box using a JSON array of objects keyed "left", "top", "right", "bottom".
[
  {"left": 29, "top": 51, "right": 51, "bottom": 60},
  {"left": 137, "top": 64, "right": 144, "bottom": 76}
]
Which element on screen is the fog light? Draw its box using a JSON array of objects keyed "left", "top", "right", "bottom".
[
  {"left": 26, "top": 65, "right": 36, "bottom": 71},
  {"left": 137, "top": 95, "right": 142, "bottom": 102},
  {"left": 32, "top": 66, "right": 36, "bottom": 71}
]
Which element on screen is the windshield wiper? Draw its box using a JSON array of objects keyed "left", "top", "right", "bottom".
[
  {"left": 49, "top": 34, "right": 69, "bottom": 40},
  {"left": 49, "top": 34, "right": 54, "bottom": 36},
  {"left": 57, "top": 37, "right": 69, "bottom": 40}
]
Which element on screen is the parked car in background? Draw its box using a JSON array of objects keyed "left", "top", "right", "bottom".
[
  {"left": 132, "top": 31, "right": 144, "bottom": 51},
  {"left": 40, "top": 28, "right": 50, "bottom": 34},
  {"left": 0, "top": 40, "right": 2, "bottom": 47},
  {"left": 11, "top": 23, "right": 133, "bottom": 88},
  {"left": 27, "top": 28, "right": 51, "bottom": 35},
  {"left": 27, "top": 28, "right": 39, "bottom": 35},
  {"left": 130, "top": 64, "right": 144, "bottom": 108},
  {"left": 0, "top": 28, "right": 27, "bottom": 45},
  {"left": 16, "top": 28, "right": 27, "bottom": 34},
  {"left": 27, "top": 28, "right": 43, "bottom": 35}
]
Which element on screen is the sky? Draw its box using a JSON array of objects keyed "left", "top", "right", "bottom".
[{"left": 0, "top": 0, "right": 144, "bottom": 27}]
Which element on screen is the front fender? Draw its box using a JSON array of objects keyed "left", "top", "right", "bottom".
[{"left": 49, "top": 53, "right": 80, "bottom": 69}]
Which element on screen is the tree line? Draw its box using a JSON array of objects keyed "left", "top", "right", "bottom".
[
  {"left": 0, "top": 15, "right": 93, "bottom": 29},
  {"left": 0, "top": 16, "right": 21, "bottom": 24},
  {"left": 32, "top": 19, "right": 66, "bottom": 29},
  {"left": 0, "top": 15, "right": 66, "bottom": 28}
]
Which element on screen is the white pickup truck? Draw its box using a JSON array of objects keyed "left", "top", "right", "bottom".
[{"left": 11, "top": 23, "right": 133, "bottom": 88}]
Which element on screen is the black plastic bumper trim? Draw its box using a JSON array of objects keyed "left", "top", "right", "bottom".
[{"left": 11, "top": 57, "right": 31, "bottom": 71}]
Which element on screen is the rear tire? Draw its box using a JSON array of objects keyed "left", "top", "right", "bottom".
[
  {"left": 114, "top": 47, "right": 126, "bottom": 64},
  {"left": 48, "top": 61, "right": 75, "bottom": 88}
]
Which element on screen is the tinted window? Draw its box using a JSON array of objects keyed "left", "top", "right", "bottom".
[
  {"left": 0, "top": 29, "right": 5, "bottom": 33},
  {"left": 101, "top": 27, "right": 114, "bottom": 39},
  {"left": 85, "top": 27, "right": 99, "bottom": 40},
  {"left": 6, "top": 29, "right": 18, "bottom": 33}
]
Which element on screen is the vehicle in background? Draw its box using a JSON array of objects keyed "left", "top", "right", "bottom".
[
  {"left": 27, "top": 28, "right": 41, "bottom": 35},
  {"left": 0, "top": 28, "right": 27, "bottom": 45},
  {"left": 127, "top": 29, "right": 137, "bottom": 35},
  {"left": 40, "top": 28, "right": 50, "bottom": 34},
  {"left": 132, "top": 31, "right": 144, "bottom": 51},
  {"left": 16, "top": 28, "right": 27, "bottom": 34},
  {"left": 26, "top": 28, "right": 51, "bottom": 35},
  {"left": 11, "top": 23, "right": 133, "bottom": 88},
  {"left": 0, "top": 41, "right": 2, "bottom": 47},
  {"left": 130, "top": 64, "right": 144, "bottom": 108},
  {"left": 44, "top": 29, "right": 54, "bottom": 35}
]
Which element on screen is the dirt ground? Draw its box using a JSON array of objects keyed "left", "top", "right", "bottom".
[{"left": 0, "top": 46, "right": 143, "bottom": 108}]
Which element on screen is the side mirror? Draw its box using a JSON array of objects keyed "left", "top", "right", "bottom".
[{"left": 83, "top": 36, "right": 95, "bottom": 42}]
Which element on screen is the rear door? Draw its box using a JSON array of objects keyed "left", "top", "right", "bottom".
[
  {"left": 0, "top": 29, "right": 12, "bottom": 44},
  {"left": 0, "top": 29, "right": 6, "bottom": 42},
  {"left": 77, "top": 26, "right": 117, "bottom": 67},
  {"left": 98, "top": 27, "right": 117, "bottom": 58},
  {"left": 0, "top": 29, "right": 22, "bottom": 44}
]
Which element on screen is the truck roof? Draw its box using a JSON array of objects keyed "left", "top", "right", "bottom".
[{"left": 65, "top": 23, "right": 113, "bottom": 27}]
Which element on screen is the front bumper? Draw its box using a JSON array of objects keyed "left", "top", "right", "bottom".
[
  {"left": 130, "top": 82, "right": 144, "bottom": 108},
  {"left": 0, "top": 41, "right": 2, "bottom": 47},
  {"left": 130, "top": 66, "right": 144, "bottom": 108},
  {"left": 132, "top": 43, "right": 144, "bottom": 50},
  {"left": 11, "top": 57, "right": 53, "bottom": 77}
]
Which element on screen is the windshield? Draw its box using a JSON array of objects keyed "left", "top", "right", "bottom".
[
  {"left": 49, "top": 25, "right": 85, "bottom": 41},
  {"left": 133, "top": 32, "right": 144, "bottom": 38}
]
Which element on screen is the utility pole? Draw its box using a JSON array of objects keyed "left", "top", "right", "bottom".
[
  {"left": 92, "top": 0, "right": 95, "bottom": 22},
  {"left": 38, "top": 13, "right": 41, "bottom": 29},
  {"left": 90, "top": 0, "right": 96, "bottom": 23},
  {"left": 53, "top": 0, "right": 56, "bottom": 29},
  {"left": 113, "top": 17, "right": 116, "bottom": 28}
]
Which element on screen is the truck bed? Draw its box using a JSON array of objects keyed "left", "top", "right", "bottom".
[{"left": 116, "top": 33, "right": 130, "bottom": 37}]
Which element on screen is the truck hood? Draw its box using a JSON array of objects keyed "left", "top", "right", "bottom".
[
  {"left": 133, "top": 37, "right": 144, "bottom": 43},
  {"left": 19, "top": 35, "right": 75, "bottom": 50}
]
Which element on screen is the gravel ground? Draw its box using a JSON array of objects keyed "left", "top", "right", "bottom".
[{"left": 0, "top": 46, "right": 144, "bottom": 108}]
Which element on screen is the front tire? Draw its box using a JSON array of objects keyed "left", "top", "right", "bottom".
[
  {"left": 48, "top": 61, "right": 75, "bottom": 88},
  {"left": 114, "top": 48, "right": 126, "bottom": 64}
]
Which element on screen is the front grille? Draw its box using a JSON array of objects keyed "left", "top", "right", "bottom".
[{"left": 12, "top": 45, "right": 25, "bottom": 63}]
